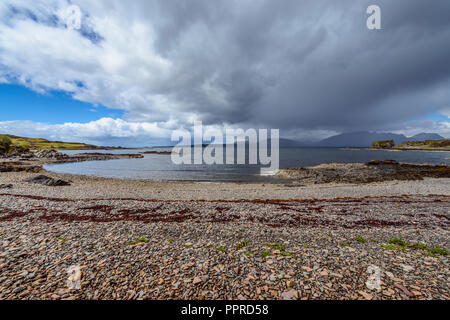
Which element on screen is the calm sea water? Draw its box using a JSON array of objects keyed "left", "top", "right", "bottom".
[{"left": 44, "top": 147, "right": 450, "bottom": 182}]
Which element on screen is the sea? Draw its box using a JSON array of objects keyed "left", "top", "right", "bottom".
[{"left": 43, "top": 147, "right": 450, "bottom": 183}]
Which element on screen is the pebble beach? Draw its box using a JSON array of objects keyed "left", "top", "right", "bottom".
[{"left": 0, "top": 169, "right": 449, "bottom": 300}]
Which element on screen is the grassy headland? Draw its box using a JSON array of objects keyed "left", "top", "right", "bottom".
[
  {"left": 371, "top": 139, "right": 450, "bottom": 151},
  {"left": 0, "top": 134, "right": 122, "bottom": 150}
]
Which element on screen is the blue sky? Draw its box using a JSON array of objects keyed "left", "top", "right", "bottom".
[{"left": 0, "top": 84, "right": 123, "bottom": 123}]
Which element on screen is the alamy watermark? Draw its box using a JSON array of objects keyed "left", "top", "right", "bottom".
[
  {"left": 171, "top": 121, "right": 279, "bottom": 175},
  {"left": 367, "top": 5, "right": 381, "bottom": 30}
]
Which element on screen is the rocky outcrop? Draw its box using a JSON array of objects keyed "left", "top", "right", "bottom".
[
  {"left": 25, "top": 175, "right": 71, "bottom": 186},
  {"left": 0, "top": 148, "right": 69, "bottom": 160},
  {"left": 140, "top": 151, "right": 173, "bottom": 155},
  {"left": 0, "top": 162, "right": 42, "bottom": 173},
  {"left": 54, "top": 153, "right": 144, "bottom": 163},
  {"left": 32, "top": 149, "right": 70, "bottom": 160},
  {"left": 276, "top": 160, "right": 450, "bottom": 184}
]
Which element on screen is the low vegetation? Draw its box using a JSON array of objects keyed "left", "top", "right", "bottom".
[
  {"left": 0, "top": 135, "right": 12, "bottom": 153},
  {"left": 397, "top": 139, "right": 450, "bottom": 149},
  {"left": 371, "top": 140, "right": 395, "bottom": 149},
  {"left": 236, "top": 240, "right": 250, "bottom": 250},
  {"left": 380, "top": 238, "right": 448, "bottom": 256},
  {"left": 371, "top": 138, "right": 450, "bottom": 150},
  {"left": 127, "top": 237, "right": 148, "bottom": 245},
  {"left": 355, "top": 236, "right": 367, "bottom": 243},
  {"left": 0, "top": 134, "right": 119, "bottom": 150}
]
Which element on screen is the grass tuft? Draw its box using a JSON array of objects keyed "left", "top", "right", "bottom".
[
  {"left": 236, "top": 240, "right": 250, "bottom": 250},
  {"left": 380, "top": 238, "right": 448, "bottom": 256},
  {"left": 355, "top": 236, "right": 367, "bottom": 244},
  {"left": 127, "top": 237, "right": 148, "bottom": 245}
]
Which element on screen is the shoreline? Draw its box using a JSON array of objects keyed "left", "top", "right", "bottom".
[
  {"left": 1, "top": 150, "right": 449, "bottom": 300},
  {"left": 1, "top": 170, "right": 449, "bottom": 200}
]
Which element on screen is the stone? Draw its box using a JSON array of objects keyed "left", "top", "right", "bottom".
[
  {"left": 25, "top": 175, "right": 71, "bottom": 186},
  {"left": 192, "top": 277, "right": 202, "bottom": 285},
  {"left": 358, "top": 291, "right": 373, "bottom": 300},
  {"left": 281, "top": 289, "right": 297, "bottom": 300}
]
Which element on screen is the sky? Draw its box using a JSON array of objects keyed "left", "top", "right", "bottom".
[{"left": 0, "top": 0, "right": 449, "bottom": 147}]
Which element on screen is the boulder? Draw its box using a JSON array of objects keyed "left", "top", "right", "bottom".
[
  {"left": 25, "top": 175, "right": 71, "bottom": 186},
  {"left": 32, "top": 149, "right": 69, "bottom": 160}
]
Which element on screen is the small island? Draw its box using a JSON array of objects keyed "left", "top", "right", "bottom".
[{"left": 371, "top": 139, "right": 450, "bottom": 151}]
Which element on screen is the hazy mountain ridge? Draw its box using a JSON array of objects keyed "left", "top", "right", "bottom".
[{"left": 314, "top": 132, "right": 446, "bottom": 148}]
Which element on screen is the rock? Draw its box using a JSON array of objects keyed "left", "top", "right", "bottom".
[
  {"left": 281, "top": 289, "right": 297, "bottom": 300},
  {"left": 192, "top": 277, "right": 202, "bottom": 285},
  {"left": 411, "top": 290, "right": 422, "bottom": 297},
  {"left": 394, "top": 284, "right": 413, "bottom": 296},
  {"left": 400, "top": 264, "right": 414, "bottom": 272},
  {"left": 32, "top": 149, "right": 69, "bottom": 160},
  {"left": 67, "top": 265, "right": 82, "bottom": 290},
  {"left": 382, "top": 288, "right": 395, "bottom": 296},
  {"left": 25, "top": 175, "right": 71, "bottom": 186},
  {"left": 286, "top": 280, "right": 295, "bottom": 288},
  {"left": 365, "top": 265, "right": 381, "bottom": 291},
  {"left": 366, "top": 160, "right": 399, "bottom": 166},
  {"left": 358, "top": 291, "right": 373, "bottom": 300}
]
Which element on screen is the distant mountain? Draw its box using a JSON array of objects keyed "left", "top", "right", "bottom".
[
  {"left": 409, "top": 133, "right": 445, "bottom": 141},
  {"left": 316, "top": 131, "right": 408, "bottom": 147},
  {"left": 314, "top": 131, "right": 446, "bottom": 148},
  {"left": 155, "top": 131, "right": 446, "bottom": 148}
]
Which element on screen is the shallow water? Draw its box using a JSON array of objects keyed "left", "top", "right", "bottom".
[{"left": 44, "top": 147, "right": 450, "bottom": 182}]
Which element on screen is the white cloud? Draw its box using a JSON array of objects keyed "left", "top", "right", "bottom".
[
  {"left": 391, "top": 120, "right": 450, "bottom": 138},
  {"left": 0, "top": 118, "right": 173, "bottom": 146}
]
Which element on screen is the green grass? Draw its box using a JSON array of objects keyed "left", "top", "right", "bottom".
[
  {"left": 260, "top": 251, "right": 271, "bottom": 258},
  {"left": 428, "top": 247, "right": 448, "bottom": 256},
  {"left": 397, "top": 139, "right": 450, "bottom": 149},
  {"left": 266, "top": 243, "right": 286, "bottom": 251},
  {"left": 355, "top": 236, "right": 367, "bottom": 244},
  {"left": 55, "top": 236, "right": 67, "bottom": 244},
  {"left": 1, "top": 134, "right": 119, "bottom": 150},
  {"left": 380, "top": 244, "right": 398, "bottom": 250},
  {"left": 339, "top": 241, "right": 350, "bottom": 247},
  {"left": 214, "top": 246, "right": 225, "bottom": 252},
  {"left": 280, "top": 251, "right": 294, "bottom": 257},
  {"left": 380, "top": 238, "right": 448, "bottom": 256},
  {"left": 388, "top": 238, "right": 408, "bottom": 247},
  {"left": 409, "top": 243, "right": 428, "bottom": 250},
  {"left": 127, "top": 237, "right": 148, "bottom": 245},
  {"left": 236, "top": 240, "right": 250, "bottom": 250},
  {"left": 265, "top": 243, "right": 294, "bottom": 257},
  {"left": 371, "top": 140, "right": 395, "bottom": 149}
]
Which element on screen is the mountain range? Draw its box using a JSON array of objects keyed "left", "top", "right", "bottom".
[{"left": 274, "top": 132, "right": 446, "bottom": 148}]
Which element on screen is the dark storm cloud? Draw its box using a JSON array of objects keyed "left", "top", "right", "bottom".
[{"left": 128, "top": 0, "right": 450, "bottom": 132}]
